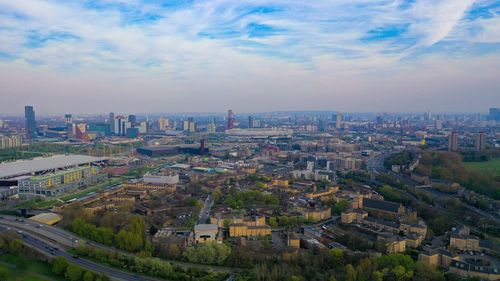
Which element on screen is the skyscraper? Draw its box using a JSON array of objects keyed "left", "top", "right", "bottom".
[
  {"left": 128, "top": 114, "right": 137, "bottom": 124},
  {"left": 448, "top": 132, "right": 458, "bottom": 151},
  {"left": 207, "top": 118, "right": 216, "bottom": 133},
  {"left": 475, "top": 132, "right": 486, "bottom": 152},
  {"left": 109, "top": 112, "right": 115, "bottom": 134},
  {"left": 158, "top": 117, "right": 169, "bottom": 130},
  {"left": 24, "top": 105, "right": 37, "bottom": 139},
  {"left": 227, "top": 110, "right": 235, "bottom": 130},
  {"left": 64, "top": 114, "right": 73, "bottom": 124},
  {"left": 489, "top": 108, "right": 499, "bottom": 121},
  {"left": 335, "top": 113, "right": 343, "bottom": 130},
  {"left": 248, "top": 116, "right": 254, "bottom": 128}
]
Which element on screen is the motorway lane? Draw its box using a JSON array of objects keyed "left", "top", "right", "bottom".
[
  {"left": 0, "top": 225, "right": 160, "bottom": 281},
  {"left": 0, "top": 215, "right": 237, "bottom": 274},
  {"left": 365, "top": 152, "right": 394, "bottom": 174}
]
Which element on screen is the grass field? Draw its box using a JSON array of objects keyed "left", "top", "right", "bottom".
[
  {"left": 0, "top": 253, "right": 63, "bottom": 281},
  {"left": 464, "top": 158, "right": 500, "bottom": 177}
]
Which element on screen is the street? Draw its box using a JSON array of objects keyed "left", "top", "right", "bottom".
[{"left": 198, "top": 194, "right": 213, "bottom": 224}]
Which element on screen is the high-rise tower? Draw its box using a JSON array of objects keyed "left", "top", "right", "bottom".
[
  {"left": 227, "top": 110, "right": 235, "bottom": 130},
  {"left": 24, "top": 106, "right": 37, "bottom": 139}
]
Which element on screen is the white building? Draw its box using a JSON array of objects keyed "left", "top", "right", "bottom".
[
  {"left": 143, "top": 171, "right": 179, "bottom": 185},
  {"left": 0, "top": 135, "right": 22, "bottom": 149}
]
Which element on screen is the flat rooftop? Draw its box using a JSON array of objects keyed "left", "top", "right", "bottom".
[{"left": 0, "top": 155, "right": 107, "bottom": 179}]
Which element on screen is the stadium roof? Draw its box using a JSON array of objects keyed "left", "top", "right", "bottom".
[{"left": 0, "top": 155, "right": 108, "bottom": 179}]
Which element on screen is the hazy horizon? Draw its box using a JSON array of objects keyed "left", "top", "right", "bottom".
[{"left": 1, "top": 0, "right": 499, "bottom": 114}]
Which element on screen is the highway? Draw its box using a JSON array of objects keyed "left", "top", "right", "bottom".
[
  {"left": 0, "top": 224, "right": 160, "bottom": 281},
  {"left": 0, "top": 215, "right": 238, "bottom": 274},
  {"left": 365, "top": 152, "right": 394, "bottom": 174}
]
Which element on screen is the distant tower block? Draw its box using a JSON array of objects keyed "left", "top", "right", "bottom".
[{"left": 227, "top": 109, "right": 235, "bottom": 129}]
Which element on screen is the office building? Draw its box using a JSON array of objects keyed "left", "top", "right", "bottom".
[
  {"left": 425, "top": 111, "right": 431, "bottom": 122},
  {"left": 207, "top": 118, "right": 216, "bottom": 133},
  {"left": 137, "top": 122, "right": 147, "bottom": 134},
  {"left": 24, "top": 105, "right": 37, "bottom": 139},
  {"left": 113, "top": 116, "right": 127, "bottom": 136},
  {"left": 0, "top": 135, "right": 22, "bottom": 149},
  {"left": 88, "top": 123, "right": 111, "bottom": 136},
  {"left": 248, "top": 116, "right": 254, "bottom": 128},
  {"left": 64, "top": 114, "right": 73, "bottom": 124},
  {"left": 109, "top": 112, "right": 115, "bottom": 134},
  {"left": 488, "top": 108, "right": 499, "bottom": 121},
  {"left": 435, "top": 119, "right": 443, "bottom": 130},
  {"left": 158, "top": 117, "right": 169, "bottom": 130},
  {"left": 475, "top": 132, "right": 486, "bottom": 152},
  {"left": 183, "top": 117, "right": 196, "bottom": 133},
  {"left": 227, "top": 109, "right": 235, "bottom": 129},
  {"left": 448, "top": 132, "right": 458, "bottom": 151},
  {"left": 126, "top": 127, "right": 139, "bottom": 138},
  {"left": 188, "top": 121, "right": 196, "bottom": 132},
  {"left": 335, "top": 113, "right": 343, "bottom": 130},
  {"left": 128, "top": 114, "right": 137, "bottom": 124}
]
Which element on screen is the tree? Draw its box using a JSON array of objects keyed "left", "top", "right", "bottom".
[
  {"left": 83, "top": 271, "right": 95, "bottom": 281},
  {"left": 115, "top": 230, "right": 142, "bottom": 252},
  {"left": 8, "top": 239, "right": 23, "bottom": 254},
  {"left": 356, "top": 258, "right": 376, "bottom": 281},
  {"left": 330, "top": 249, "right": 343, "bottom": 268},
  {"left": 65, "top": 264, "right": 83, "bottom": 281},
  {"left": 52, "top": 257, "right": 69, "bottom": 275},
  {"left": 183, "top": 242, "right": 231, "bottom": 265},
  {"left": 212, "top": 187, "right": 223, "bottom": 203},
  {"left": 269, "top": 217, "right": 278, "bottom": 227},
  {"left": 332, "top": 200, "right": 350, "bottom": 215},
  {"left": 345, "top": 264, "right": 356, "bottom": 281},
  {"left": 413, "top": 262, "right": 444, "bottom": 281},
  {"left": 0, "top": 266, "right": 9, "bottom": 280},
  {"left": 391, "top": 265, "right": 413, "bottom": 281},
  {"left": 375, "top": 253, "right": 414, "bottom": 272}
]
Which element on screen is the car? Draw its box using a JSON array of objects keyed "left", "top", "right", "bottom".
[
  {"left": 50, "top": 251, "right": 55, "bottom": 255},
  {"left": 17, "top": 230, "right": 23, "bottom": 234},
  {"left": 72, "top": 255, "right": 79, "bottom": 259}
]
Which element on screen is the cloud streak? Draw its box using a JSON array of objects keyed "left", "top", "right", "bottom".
[{"left": 0, "top": 0, "right": 499, "bottom": 114}]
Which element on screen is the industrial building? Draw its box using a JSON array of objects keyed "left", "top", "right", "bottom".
[{"left": 137, "top": 144, "right": 208, "bottom": 157}]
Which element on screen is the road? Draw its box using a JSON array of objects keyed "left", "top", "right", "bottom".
[
  {"left": 365, "top": 152, "right": 393, "bottom": 174},
  {"left": 0, "top": 225, "right": 159, "bottom": 281},
  {"left": 0, "top": 215, "right": 237, "bottom": 274},
  {"left": 198, "top": 194, "right": 213, "bottom": 224},
  {"left": 419, "top": 186, "right": 500, "bottom": 223}
]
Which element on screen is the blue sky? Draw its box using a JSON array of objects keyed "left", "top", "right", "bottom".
[{"left": 0, "top": 0, "right": 499, "bottom": 114}]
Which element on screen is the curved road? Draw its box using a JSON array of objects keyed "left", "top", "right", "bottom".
[
  {"left": 0, "top": 215, "right": 238, "bottom": 273},
  {"left": 0, "top": 224, "right": 159, "bottom": 281}
]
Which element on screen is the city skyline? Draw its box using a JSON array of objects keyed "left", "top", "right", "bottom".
[{"left": 0, "top": 0, "right": 499, "bottom": 114}]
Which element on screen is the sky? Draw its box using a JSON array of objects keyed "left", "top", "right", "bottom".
[{"left": 0, "top": 0, "right": 499, "bottom": 115}]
